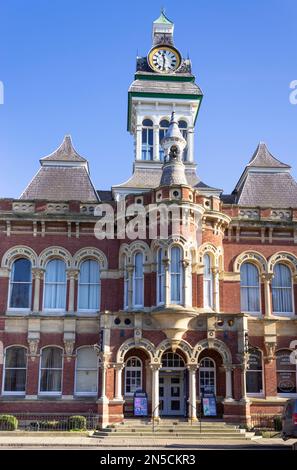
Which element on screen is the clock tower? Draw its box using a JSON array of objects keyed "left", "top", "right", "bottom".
[{"left": 113, "top": 11, "right": 217, "bottom": 200}]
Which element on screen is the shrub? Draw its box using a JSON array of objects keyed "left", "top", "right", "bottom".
[
  {"left": 0, "top": 415, "right": 18, "bottom": 431},
  {"left": 273, "top": 415, "right": 282, "bottom": 431},
  {"left": 68, "top": 415, "right": 86, "bottom": 430}
]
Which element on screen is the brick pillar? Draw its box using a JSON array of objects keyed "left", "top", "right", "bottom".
[
  {"left": 264, "top": 358, "right": 277, "bottom": 397},
  {"left": 233, "top": 366, "right": 242, "bottom": 400},
  {"left": 62, "top": 356, "right": 75, "bottom": 397},
  {"left": 26, "top": 356, "right": 40, "bottom": 398}
]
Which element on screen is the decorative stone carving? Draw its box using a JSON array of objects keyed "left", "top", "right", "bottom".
[
  {"left": 13, "top": 202, "right": 35, "bottom": 213},
  {"left": 64, "top": 340, "right": 75, "bottom": 361},
  {"left": 46, "top": 203, "right": 69, "bottom": 214},
  {"left": 239, "top": 209, "right": 259, "bottom": 219},
  {"left": 28, "top": 339, "right": 39, "bottom": 360},
  {"left": 264, "top": 342, "right": 276, "bottom": 363},
  {"left": 80, "top": 204, "right": 97, "bottom": 215},
  {"left": 270, "top": 209, "right": 291, "bottom": 221}
]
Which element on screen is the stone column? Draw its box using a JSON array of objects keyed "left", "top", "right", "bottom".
[
  {"left": 153, "top": 125, "right": 160, "bottom": 161},
  {"left": 164, "top": 259, "right": 170, "bottom": 307},
  {"left": 66, "top": 269, "right": 79, "bottom": 313},
  {"left": 262, "top": 273, "right": 273, "bottom": 317},
  {"left": 186, "top": 128, "right": 194, "bottom": 163},
  {"left": 32, "top": 268, "right": 44, "bottom": 313},
  {"left": 223, "top": 364, "right": 234, "bottom": 401},
  {"left": 151, "top": 364, "right": 160, "bottom": 421},
  {"left": 135, "top": 124, "right": 142, "bottom": 160},
  {"left": 212, "top": 267, "right": 220, "bottom": 312},
  {"left": 188, "top": 365, "right": 198, "bottom": 422},
  {"left": 127, "top": 266, "right": 134, "bottom": 309},
  {"left": 114, "top": 364, "right": 124, "bottom": 400}
]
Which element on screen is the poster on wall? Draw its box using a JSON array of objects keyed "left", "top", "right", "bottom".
[
  {"left": 133, "top": 391, "right": 148, "bottom": 417},
  {"left": 202, "top": 396, "right": 217, "bottom": 417}
]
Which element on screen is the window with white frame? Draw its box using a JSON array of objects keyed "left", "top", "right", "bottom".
[
  {"left": 272, "top": 263, "right": 293, "bottom": 314},
  {"left": 178, "top": 120, "right": 188, "bottom": 161},
  {"left": 240, "top": 262, "right": 260, "bottom": 313},
  {"left": 199, "top": 357, "right": 216, "bottom": 396},
  {"left": 159, "top": 119, "right": 169, "bottom": 161},
  {"left": 78, "top": 259, "right": 100, "bottom": 311},
  {"left": 203, "top": 254, "right": 214, "bottom": 308},
  {"left": 133, "top": 252, "right": 144, "bottom": 307},
  {"left": 9, "top": 258, "right": 32, "bottom": 309},
  {"left": 3, "top": 346, "right": 27, "bottom": 394},
  {"left": 125, "top": 357, "right": 142, "bottom": 395},
  {"left": 157, "top": 248, "right": 165, "bottom": 305},
  {"left": 43, "top": 259, "right": 66, "bottom": 310},
  {"left": 162, "top": 351, "right": 185, "bottom": 368},
  {"left": 246, "top": 348, "right": 263, "bottom": 395},
  {"left": 170, "top": 246, "right": 182, "bottom": 304},
  {"left": 142, "top": 119, "right": 154, "bottom": 160},
  {"left": 123, "top": 256, "right": 129, "bottom": 309},
  {"left": 276, "top": 350, "right": 297, "bottom": 394},
  {"left": 39, "top": 347, "right": 63, "bottom": 394},
  {"left": 75, "top": 347, "right": 98, "bottom": 395}
]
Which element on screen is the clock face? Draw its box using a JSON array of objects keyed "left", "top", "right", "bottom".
[{"left": 148, "top": 46, "right": 181, "bottom": 73}]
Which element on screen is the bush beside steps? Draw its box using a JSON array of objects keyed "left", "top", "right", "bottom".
[{"left": 0, "top": 415, "right": 18, "bottom": 431}]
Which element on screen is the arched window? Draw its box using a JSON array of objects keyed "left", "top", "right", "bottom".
[
  {"left": 75, "top": 347, "right": 98, "bottom": 396},
  {"left": 240, "top": 262, "right": 260, "bottom": 313},
  {"left": 272, "top": 263, "right": 293, "bottom": 314},
  {"left": 43, "top": 259, "right": 66, "bottom": 310},
  {"left": 199, "top": 357, "right": 216, "bottom": 396},
  {"left": 162, "top": 351, "right": 185, "bottom": 368},
  {"left": 9, "top": 258, "right": 32, "bottom": 309},
  {"left": 142, "top": 119, "right": 154, "bottom": 160},
  {"left": 159, "top": 119, "right": 169, "bottom": 160},
  {"left": 246, "top": 348, "right": 263, "bottom": 395},
  {"left": 203, "top": 254, "right": 214, "bottom": 308},
  {"left": 178, "top": 120, "right": 188, "bottom": 161},
  {"left": 276, "top": 350, "right": 297, "bottom": 394},
  {"left": 123, "top": 256, "right": 129, "bottom": 309},
  {"left": 3, "top": 346, "right": 27, "bottom": 394},
  {"left": 170, "top": 246, "right": 182, "bottom": 304},
  {"left": 125, "top": 357, "right": 142, "bottom": 395},
  {"left": 157, "top": 248, "right": 165, "bottom": 305},
  {"left": 78, "top": 259, "right": 100, "bottom": 311},
  {"left": 39, "top": 347, "right": 63, "bottom": 395},
  {"left": 133, "top": 252, "right": 144, "bottom": 307}
]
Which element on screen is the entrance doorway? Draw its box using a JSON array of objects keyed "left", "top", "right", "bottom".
[
  {"left": 159, "top": 351, "right": 186, "bottom": 416},
  {"left": 159, "top": 371, "right": 185, "bottom": 416}
]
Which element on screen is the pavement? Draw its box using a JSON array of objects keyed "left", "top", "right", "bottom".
[{"left": 0, "top": 435, "right": 296, "bottom": 450}]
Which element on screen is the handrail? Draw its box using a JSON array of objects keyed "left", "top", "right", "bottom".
[
  {"left": 151, "top": 403, "right": 160, "bottom": 433},
  {"left": 188, "top": 401, "right": 202, "bottom": 433}
]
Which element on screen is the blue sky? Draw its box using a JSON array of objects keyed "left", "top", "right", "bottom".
[{"left": 0, "top": 0, "right": 296, "bottom": 197}]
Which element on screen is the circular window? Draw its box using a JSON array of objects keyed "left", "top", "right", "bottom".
[
  {"left": 114, "top": 317, "right": 121, "bottom": 325},
  {"left": 136, "top": 198, "right": 142, "bottom": 204},
  {"left": 124, "top": 318, "right": 131, "bottom": 325},
  {"left": 173, "top": 190, "right": 179, "bottom": 198}
]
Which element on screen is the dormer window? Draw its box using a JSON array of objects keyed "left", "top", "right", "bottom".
[{"left": 142, "top": 119, "right": 154, "bottom": 160}]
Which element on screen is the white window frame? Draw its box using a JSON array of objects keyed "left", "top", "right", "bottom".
[
  {"left": 43, "top": 259, "right": 67, "bottom": 313},
  {"left": 74, "top": 347, "right": 98, "bottom": 396},
  {"left": 2, "top": 345, "right": 27, "bottom": 396},
  {"left": 276, "top": 349, "right": 297, "bottom": 398},
  {"left": 77, "top": 259, "right": 101, "bottom": 313},
  {"left": 170, "top": 246, "right": 183, "bottom": 305},
  {"left": 7, "top": 258, "right": 32, "bottom": 313},
  {"left": 199, "top": 357, "right": 216, "bottom": 396},
  {"left": 178, "top": 120, "right": 188, "bottom": 161},
  {"left": 240, "top": 262, "right": 261, "bottom": 315},
  {"left": 141, "top": 119, "right": 154, "bottom": 161},
  {"left": 246, "top": 349, "right": 264, "bottom": 397},
  {"left": 124, "top": 357, "right": 142, "bottom": 396},
  {"left": 161, "top": 351, "right": 185, "bottom": 370},
  {"left": 272, "top": 263, "right": 294, "bottom": 317},
  {"left": 132, "top": 252, "right": 144, "bottom": 308},
  {"left": 38, "top": 346, "right": 63, "bottom": 396},
  {"left": 159, "top": 119, "right": 169, "bottom": 161},
  {"left": 157, "top": 248, "right": 165, "bottom": 305}
]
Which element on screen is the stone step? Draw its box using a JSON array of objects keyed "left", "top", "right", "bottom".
[
  {"left": 93, "top": 432, "right": 251, "bottom": 440},
  {"left": 104, "top": 428, "right": 243, "bottom": 434}
]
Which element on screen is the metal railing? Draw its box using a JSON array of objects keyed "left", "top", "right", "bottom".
[
  {"left": 250, "top": 413, "right": 282, "bottom": 431},
  {"left": 188, "top": 402, "right": 202, "bottom": 433},
  {"left": 0, "top": 412, "right": 98, "bottom": 432}
]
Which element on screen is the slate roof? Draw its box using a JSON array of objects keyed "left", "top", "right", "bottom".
[
  {"left": 129, "top": 77, "right": 202, "bottom": 96},
  {"left": 20, "top": 136, "right": 99, "bottom": 202},
  {"left": 223, "top": 142, "right": 297, "bottom": 208}
]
